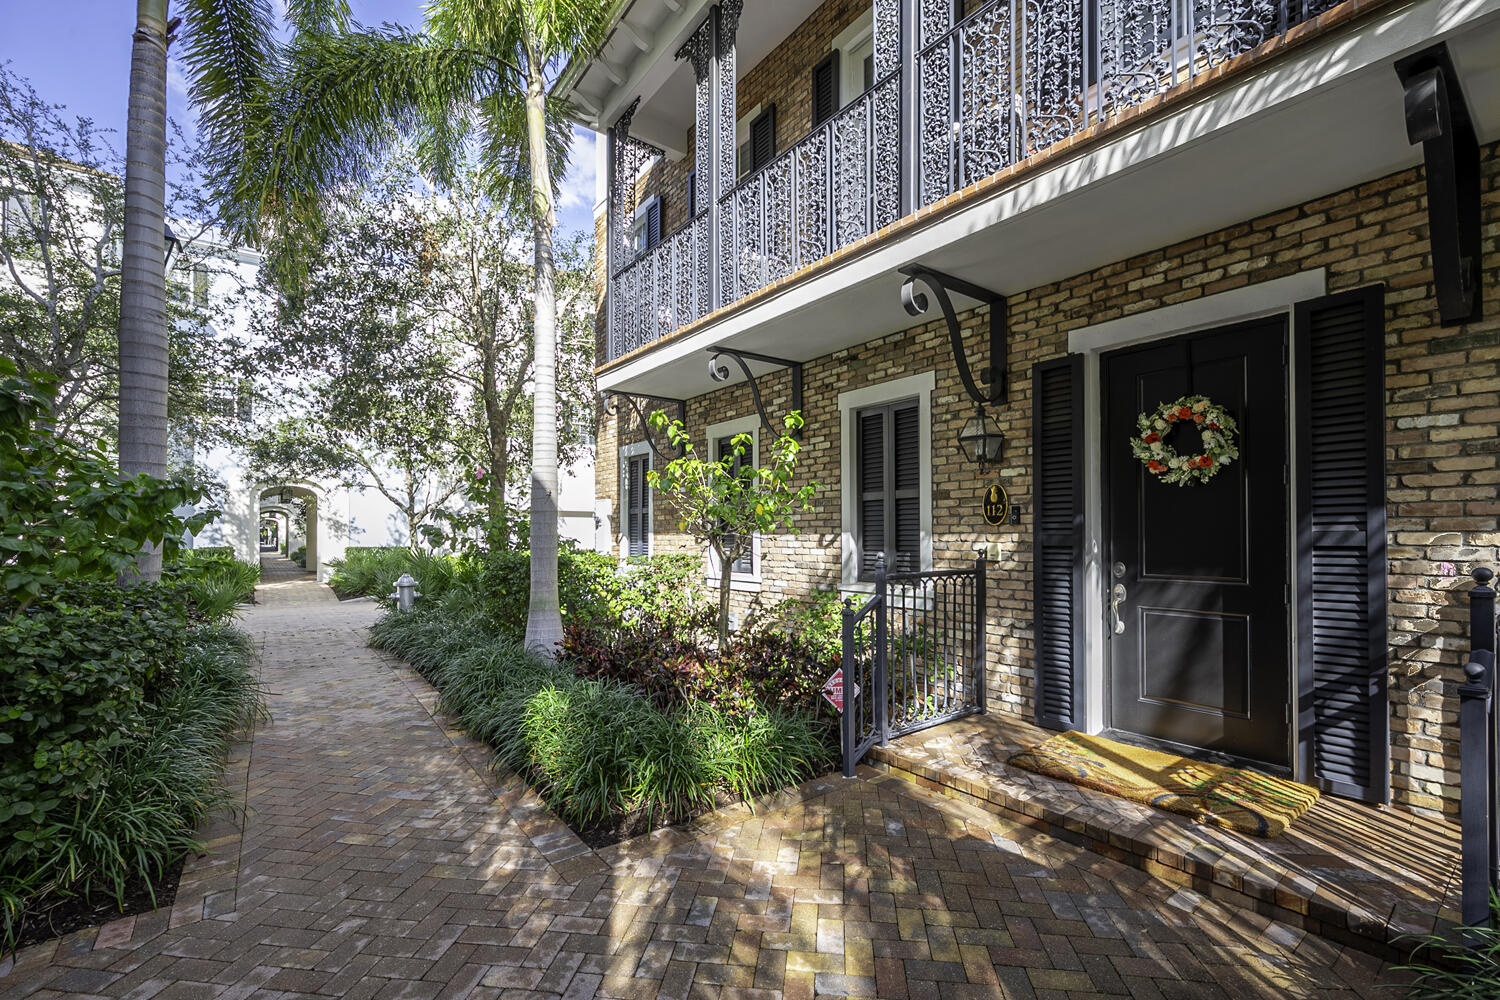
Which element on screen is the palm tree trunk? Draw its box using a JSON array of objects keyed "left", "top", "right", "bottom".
[
  {"left": 521, "top": 44, "right": 563, "bottom": 654},
  {"left": 118, "top": 0, "right": 171, "bottom": 582}
]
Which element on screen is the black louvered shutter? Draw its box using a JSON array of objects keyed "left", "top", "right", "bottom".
[
  {"left": 717, "top": 436, "right": 753, "bottom": 574},
  {"left": 857, "top": 409, "right": 885, "bottom": 578},
  {"left": 1294, "top": 286, "right": 1389, "bottom": 803},
  {"left": 687, "top": 171, "right": 696, "bottom": 218},
  {"left": 812, "top": 52, "right": 839, "bottom": 127},
  {"left": 892, "top": 403, "right": 920, "bottom": 572},
  {"left": 1032, "top": 356, "right": 1083, "bottom": 730},
  {"left": 644, "top": 200, "right": 662, "bottom": 250},
  {"left": 750, "top": 106, "right": 776, "bottom": 171},
  {"left": 626, "top": 455, "right": 650, "bottom": 558}
]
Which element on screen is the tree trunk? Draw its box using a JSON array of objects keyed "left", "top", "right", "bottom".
[
  {"left": 715, "top": 541, "right": 732, "bottom": 648},
  {"left": 521, "top": 45, "right": 563, "bottom": 655},
  {"left": 118, "top": 0, "right": 171, "bottom": 582}
]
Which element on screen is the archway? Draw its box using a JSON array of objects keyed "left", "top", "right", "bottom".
[{"left": 257, "top": 482, "right": 324, "bottom": 577}]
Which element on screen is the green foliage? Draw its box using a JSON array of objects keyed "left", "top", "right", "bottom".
[
  {"left": 0, "top": 363, "right": 214, "bottom": 612},
  {"left": 327, "top": 547, "right": 481, "bottom": 604},
  {"left": 165, "top": 551, "right": 261, "bottom": 620},
  {"left": 480, "top": 547, "right": 709, "bottom": 644},
  {"left": 1396, "top": 904, "right": 1500, "bottom": 998},
  {"left": 369, "top": 598, "right": 830, "bottom": 831},
  {"left": 647, "top": 411, "right": 818, "bottom": 644},
  {"left": 290, "top": 545, "right": 306, "bottom": 568},
  {"left": 0, "top": 598, "right": 262, "bottom": 948}
]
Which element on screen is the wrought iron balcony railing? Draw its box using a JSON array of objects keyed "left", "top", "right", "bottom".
[{"left": 606, "top": 0, "right": 1342, "bottom": 364}]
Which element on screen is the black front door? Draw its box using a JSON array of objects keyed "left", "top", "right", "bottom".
[{"left": 1103, "top": 318, "right": 1290, "bottom": 768}]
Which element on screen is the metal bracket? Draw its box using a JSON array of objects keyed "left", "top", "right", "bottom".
[
  {"left": 898, "top": 264, "right": 1007, "bottom": 405},
  {"left": 1395, "top": 43, "right": 1482, "bottom": 326},
  {"left": 603, "top": 391, "right": 687, "bottom": 461},
  {"left": 705, "top": 347, "right": 804, "bottom": 437}
]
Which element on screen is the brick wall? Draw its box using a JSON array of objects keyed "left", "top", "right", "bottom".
[{"left": 601, "top": 139, "right": 1500, "bottom": 817}]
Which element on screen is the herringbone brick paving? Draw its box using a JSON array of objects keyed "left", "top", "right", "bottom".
[{"left": 0, "top": 564, "right": 1411, "bottom": 998}]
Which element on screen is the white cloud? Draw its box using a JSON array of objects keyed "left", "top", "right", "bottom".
[{"left": 555, "top": 127, "right": 599, "bottom": 222}]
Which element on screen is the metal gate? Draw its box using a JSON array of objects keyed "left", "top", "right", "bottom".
[{"left": 839, "top": 556, "right": 987, "bottom": 776}]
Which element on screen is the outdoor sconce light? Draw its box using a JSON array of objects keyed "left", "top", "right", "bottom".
[{"left": 958, "top": 405, "right": 1005, "bottom": 471}]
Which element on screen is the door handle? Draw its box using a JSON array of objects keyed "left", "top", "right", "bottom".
[{"left": 1110, "top": 583, "right": 1127, "bottom": 636}]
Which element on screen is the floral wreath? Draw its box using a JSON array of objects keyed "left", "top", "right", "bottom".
[{"left": 1130, "top": 394, "right": 1239, "bottom": 486}]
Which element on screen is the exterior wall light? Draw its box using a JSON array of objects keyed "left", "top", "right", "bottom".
[{"left": 958, "top": 405, "right": 1005, "bottom": 471}]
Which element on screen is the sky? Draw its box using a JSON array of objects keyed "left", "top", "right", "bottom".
[{"left": 0, "top": 0, "right": 601, "bottom": 236}]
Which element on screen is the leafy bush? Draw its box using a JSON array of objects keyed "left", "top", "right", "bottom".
[
  {"left": 290, "top": 545, "right": 306, "bottom": 567},
  {"left": 370, "top": 598, "right": 830, "bottom": 831},
  {"left": 166, "top": 550, "right": 260, "bottom": 618},
  {"left": 328, "top": 546, "right": 409, "bottom": 598},
  {"left": 0, "top": 617, "right": 261, "bottom": 946}
]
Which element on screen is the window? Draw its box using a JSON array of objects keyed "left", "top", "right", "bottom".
[
  {"left": 717, "top": 434, "right": 754, "bottom": 575},
  {"left": 839, "top": 371, "right": 934, "bottom": 590},
  {"left": 830, "top": 13, "right": 876, "bottom": 110},
  {"left": 622, "top": 446, "right": 651, "bottom": 559},
  {"left": 631, "top": 196, "right": 662, "bottom": 254},
  {"left": 856, "top": 401, "right": 921, "bottom": 578},
  {"left": 736, "top": 104, "right": 776, "bottom": 179}
]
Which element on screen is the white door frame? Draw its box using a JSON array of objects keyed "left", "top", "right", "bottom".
[{"left": 1063, "top": 269, "right": 1326, "bottom": 739}]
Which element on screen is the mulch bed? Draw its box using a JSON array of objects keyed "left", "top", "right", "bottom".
[{"left": 12, "top": 854, "right": 184, "bottom": 950}]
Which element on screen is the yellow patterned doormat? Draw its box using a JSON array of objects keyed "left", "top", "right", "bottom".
[{"left": 1007, "top": 731, "right": 1319, "bottom": 837}]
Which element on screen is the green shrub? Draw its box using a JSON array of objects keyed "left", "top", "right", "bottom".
[
  {"left": 1395, "top": 904, "right": 1500, "bottom": 998},
  {"left": 369, "top": 600, "right": 831, "bottom": 831},
  {"left": 0, "top": 618, "right": 262, "bottom": 947},
  {"left": 328, "top": 547, "right": 408, "bottom": 598},
  {"left": 290, "top": 545, "right": 306, "bottom": 567},
  {"left": 165, "top": 550, "right": 260, "bottom": 618}
]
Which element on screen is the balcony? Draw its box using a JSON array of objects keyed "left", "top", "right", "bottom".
[{"left": 602, "top": 0, "right": 1353, "bottom": 365}]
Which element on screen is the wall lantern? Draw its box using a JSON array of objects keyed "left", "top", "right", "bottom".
[
  {"left": 957, "top": 405, "right": 1005, "bottom": 471},
  {"left": 163, "top": 222, "right": 181, "bottom": 269}
]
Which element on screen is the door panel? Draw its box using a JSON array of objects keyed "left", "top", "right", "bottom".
[{"left": 1104, "top": 318, "right": 1290, "bottom": 768}]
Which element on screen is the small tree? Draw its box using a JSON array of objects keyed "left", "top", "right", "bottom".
[{"left": 647, "top": 410, "right": 818, "bottom": 647}]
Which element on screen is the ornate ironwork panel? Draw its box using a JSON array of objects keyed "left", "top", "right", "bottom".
[
  {"left": 959, "top": 1, "right": 1014, "bottom": 188},
  {"left": 1193, "top": 0, "right": 1279, "bottom": 70},
  {"left": 872, "top": 75, "right": 901, "bottom": 231},
  {"left": 694, "top": 212, "right": 710, "bottom": 319},
  {"left": 917, "top": 39, "right": 955, "bottom": 206},
  {"left": 678, "top": 17, "right": 714, "bottom": 214},
  {"left": 716, "top": 0, "right": 743, "bottom": 197},
  {"left": 874, "top": 0, "right": 902, "bottom": 80},
  {"left": 734, "top": 181, "right": 765, "bottom": 298},
  {"left": 919, "top": 0, "right": 955, "bottom": 48},
  {"left": 833, "top": 96, "right": 871, "bottom": 250},
  {"left": 1097, "top": 0, "right": 1174, "bottom": 120},
  {"left": 1020, "top": 0, "right": 1086, "bottom": 157},
  {"left": 764, "top": 156, "right": 795, "bottom": 282},
  {"left": 716, "top": 192, "right": 735, "bottom": 310},
  {"left": 795, "top": 129, "right": 831, "bottom": 269}
]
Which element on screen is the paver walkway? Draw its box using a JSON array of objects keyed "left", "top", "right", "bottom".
[{"left": 0, "top": 575, "right": 1413, "bottom": 999}]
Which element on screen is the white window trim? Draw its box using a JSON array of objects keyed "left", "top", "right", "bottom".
[
  {"left": 735, "top": 103, "right": 763, "bottom": 180},
  {"left": 619, "top": 439, "right": 653, "bottom": 561},
  {"left": 704, "top": 415, "right": 762, "bottom": 592},
  {"left": 838, "top": 370, "right": 935, "bottom": 594},
  {"left": 831, "top": 15, "right": 875, "bottom": 106},
  {"left": 631, "top": 194, "right": 661, "bottom": 253}
]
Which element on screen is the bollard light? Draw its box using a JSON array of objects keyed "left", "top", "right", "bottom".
[{"left": 389, "top": 572, "right": 422, "bottom": 612}]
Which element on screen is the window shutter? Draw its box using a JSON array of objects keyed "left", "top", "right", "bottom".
[
  {"left": 718, "top": 436, "right": 753, "bottom": 574},
  {"left": 812, "top": 52, "right": 839, "bottom": 127},
  {"left": 687, "top": 171, "right": 697, "bottom": 218},
  {"left": 1032, "top": 356, "right": 1083, "bottom": 730},
  {"left": 644, "top": 199, "right": 662, "bottom": 250},
  {"left": 857, "top": 410, "right": 886, "bottom": 578},
  {"left": 1294, "top": 286, "right": 1389, "bottom": 803},
  {"left": 750, "top": 106, "right": 776, "bottom": 172},
  {"left": 626, "top": 455, "right": 650, "bottom": 558},
  {"left": 892, "top": 404, "right": 920, "bottom": 572}
]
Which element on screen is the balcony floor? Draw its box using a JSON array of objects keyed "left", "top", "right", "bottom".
[{"left": 868, "top": 714, "right": 1461, "bottom": 960}]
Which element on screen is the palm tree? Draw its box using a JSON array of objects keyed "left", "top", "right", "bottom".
[
  {"left": 215, "top": 0, "right": 609, "bottom": 652},
  {"left": 116, "top": 0, "right": 293, "bottom": 580}
]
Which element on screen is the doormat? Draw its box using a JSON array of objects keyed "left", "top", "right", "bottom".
[{"left": 1007, "top": 731, "right": 1319, "bottom": 837}]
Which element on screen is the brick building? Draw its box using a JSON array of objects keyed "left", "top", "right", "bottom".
[{"left": 557, "top": 0, "right": 1500, "bottom": 817}]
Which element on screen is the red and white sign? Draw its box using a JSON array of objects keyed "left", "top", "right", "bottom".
[{"left": 821, "top": 669, "right": 859, "bottom": 712}]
